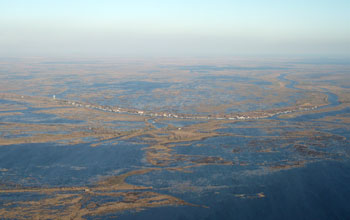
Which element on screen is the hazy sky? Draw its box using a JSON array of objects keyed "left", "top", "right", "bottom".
[{"left": 1, "top": 0, "right": 349, "bottom": 57}]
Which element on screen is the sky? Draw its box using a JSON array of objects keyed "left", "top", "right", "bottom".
[{"left": 1, "top": 0, "right": 349, "bottom": 57}]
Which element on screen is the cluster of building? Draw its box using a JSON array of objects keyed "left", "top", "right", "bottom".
[{"left": 52, "top": 95, "right": 319, "bottom": 121}]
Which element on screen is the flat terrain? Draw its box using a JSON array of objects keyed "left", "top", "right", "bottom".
[{"left": 0, "top": 57, "right": 349, "bottom": 219}]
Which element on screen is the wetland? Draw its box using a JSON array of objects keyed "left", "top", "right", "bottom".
[{"left": 0, "top": 57, "right": 349, "bottom": 219}]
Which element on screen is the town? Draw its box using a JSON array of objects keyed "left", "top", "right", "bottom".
[{"left": 54, "top": 95, "right": 320, "bottom": 121}]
